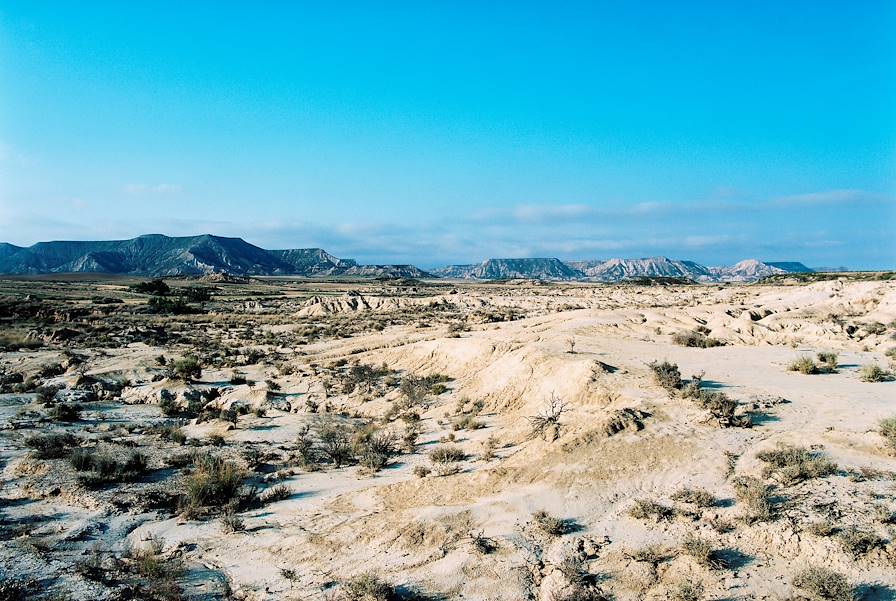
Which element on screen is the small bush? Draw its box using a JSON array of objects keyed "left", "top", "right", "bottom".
[
  {"left": 220, "top": 511, "right": 245, "bottom": 533},
  {"left": 531, "top": 510, "right": 567, "bottom": 537},
  {"left": 71, "top": 448, "right": 148, "bottom": 486},
  {"left": 131, "top": 279, "right": 171, "bottom": 295},
  {"left": 25, "top": 433, "right": 78, "bottom": 458},
  {"left": 836, "top": 527, "right": 882, "bottom": 558},
  {"left": 681, "top": 534, "right": 726, "bottom": 569},
  {"left": 816, "top": 352, "right": 838, "bottom": 371},
  {"left": 628, "top": 498, "right": 674, "bottom": 522},
  {"left": 526, "top": 393, "right": 567, "bottom": 441},
  {"left": 671, "top": 579, "right": 704, "bottom": 601},
  {"left": 792, "top": 566, "right": 854, "bottom": 601},
  {"left": 733, "top": 476, "right": 773, "bottom": 521},
  {"left": 412, "top": 465, "right": 431, "bottom": 478},
  {"left": 184, "top": 453, "right": 245, "bottom": 509},
  {"left": 806, "top": 521, "right": 836, "bottom": 537},
  {"left": 648, "top": 360, "right": 682, "bottom": 391},
  {"left": 429, "top": 445, "right": 465, "bottom": 464},
  {"left": 672, "top": 331, "right": 724, "bottom": 348},
  {"left": 756, "top": 444, "right": 837, "bottom": 484},
  {"left": 172, "top": 355, "right": 202, "bottom": 381},
  {"left": 341, "top": 573, "right": 395, "bottom": 601},
  {"left": 671, "top": 487, "right": 716, "bottom": 508},
  {"left": 318, "top": 421, "right": 354, "bottom": 467},
  {"left": 859, "top": 363, "right": 891, "bottom": 382},
  {"left": 35, "top": 384, "right": 60, "bottom": 403},
  {"left": 788, "top": 356, "right": 819, "bottom": 374},
  {"left": 453, "top": 415, "right": 485, "bottom": 431},
  {"left": 880, "top": 417, "right": 896, "bottom": 449},
  {"left": 51, "top": 403, "right": 82, "bottom": 422},
  {"left": 261, "top": 484, "right": 291, "bottom": 504},
  {"left": 165, "top": 427, "right": 187, "bottom": 445}
]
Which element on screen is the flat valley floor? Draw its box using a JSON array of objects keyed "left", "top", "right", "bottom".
[{"left": 1, "top": 276, "right": 895, "bottom": 600}]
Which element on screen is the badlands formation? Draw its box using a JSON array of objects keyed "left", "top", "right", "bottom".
[{"left": 1, "top": 275, "right": 895, "bottom": 600}]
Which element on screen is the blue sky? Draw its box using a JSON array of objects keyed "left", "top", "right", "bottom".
[{"left": 1, "top": 1, "right": 894, "bottom": 268}]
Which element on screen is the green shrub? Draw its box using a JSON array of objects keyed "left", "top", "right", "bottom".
[
  {"left": 172, "top": 355, "right": 202, "bottom": 381},
  {"left": 131, "top": 279, "right": 170, "bottom": 295}
]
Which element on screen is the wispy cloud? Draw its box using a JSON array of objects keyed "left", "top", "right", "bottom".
[{"left": 124, "top": 183, "right": 183, "bottom": 195}]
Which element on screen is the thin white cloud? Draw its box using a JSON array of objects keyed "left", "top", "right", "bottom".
[{"left": 124, "top": 183, "right": 183, "bottom": 195}]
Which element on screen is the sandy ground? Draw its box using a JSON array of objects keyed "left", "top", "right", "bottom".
[{"left": 1, "top": 278, "right": 895, "bottom": 600}]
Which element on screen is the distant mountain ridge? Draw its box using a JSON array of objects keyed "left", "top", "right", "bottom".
[
  {"left": 0, "top": 234, "right": 429, "bottom": 278},
  {"left": 0, "top": 235, "right": 813, "bottom": 282},
  {"left": 433, "top": 258, "right": 583, "bottom": 280},
  {"left": 434, "top": 256, "right": 812, "bottom": 282}
]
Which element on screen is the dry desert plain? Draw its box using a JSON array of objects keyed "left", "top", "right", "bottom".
[{"left": 1, "top": 274, "right": 895, "bottom": 601}]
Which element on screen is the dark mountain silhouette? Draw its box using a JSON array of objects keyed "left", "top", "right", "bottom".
[{"left": 0, "top": 234, "right": 423, "bottom": 278}]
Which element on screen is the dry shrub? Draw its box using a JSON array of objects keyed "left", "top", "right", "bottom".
[
  {"left": 792, "top": 566, "right": 855, "bottom": 601},
  {"left": 628, "top": 499, "right": 674, "bottom": 522},
  {"left": 788, "top": 356, "right": 819, "bottom": 374},
  {"left": 880, "top": 417, "right": 896, "bottom": 449},
  {"left": 836, "top": 527, "right": 882, "bottom": 558},
  {"left": 185, "top": 453, "right": 244, "bottom": 509},
  {"left": 531, "top": 510, "right": 567, "bottom": 537},
  {"left": 671, "top": 487, "right": 716, "bottom": 508},
  {"left": 526, "top": 393, "right": 567, "bottom": 441},
  {"left": 681, "top": 534, "right": 727, "bottom": 569},
  {"left": 339, "top": 573, "right": 395, "bottom": 601},
  {"left": 648, "top": 360, "right": 682, "bottom": 391},
  {"left": 806, "top": 521, "right": 836, "bottom": 537},
  {"left": 756, "top": 444, "right": 837, "bottom": 484},
  {"left": 860, "top": 363, "right": 891, "bottom": 382},
  {"left": 672, "top": 331, "right": 724, "bottom": 348},
  {"left": 733, "top": 476, "right": 773, "bottom": 522},
  {"left": 671, "top": 579, "right": 704, "bottom": 601},
  {"left": 261, "top": 483, "right": 291, "bottom": 504},
  {"left": 25, "top": 432, "right": 78, "bottom": 459}
]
